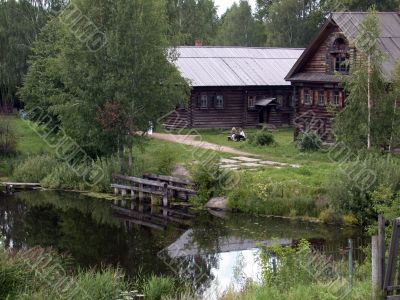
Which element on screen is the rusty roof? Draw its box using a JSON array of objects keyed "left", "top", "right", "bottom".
[
  {"left": 174, "top": 47, "right": 304, "bottom": 87},
  {"left": 286, "top": 12, "right": 400, "bottom": 82}
]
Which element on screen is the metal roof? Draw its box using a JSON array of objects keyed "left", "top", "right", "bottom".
[
  {"left": 174, "top": 47, "right": 304, "bottom": 87},
  {"left": 255, "top": 98, "right": 276, "bottom": 106},
  {"left": 332, "top": 12, "right": 400, "bottom": 79}
]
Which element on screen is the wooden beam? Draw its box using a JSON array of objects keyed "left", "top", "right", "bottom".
[
  {"left": 143, "top": 173, "right": 194, "bottom": 186},
  {"left": 111, "top": 184, "right": 165, "bottom": 196}
]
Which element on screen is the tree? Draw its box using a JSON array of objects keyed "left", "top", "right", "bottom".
[
  {"left": 0, "top": 0, "right": 66, "bottom": 112},
  {"left": 214, "top": 0, "right": 265, "bottom": 47},
  {"left": 166, "top": 0, "right": 218, "bottom": 45},
  {"left": 263, "top": 0, "right": 324, "bottom": 48},
  {"left": 323, "top": 0, "right": 400, "bottom": 11},
  {"left": 20, "top": 0, "right": 190, "bottom": 158},
  {"left": 334, "top": 10, "right": 393, "bottom": 150}
]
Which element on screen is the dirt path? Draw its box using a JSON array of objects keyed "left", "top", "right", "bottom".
[
  {"left": 152, "top": 133, "right": 254, "bottom": 156},
  {"left": 151, "top": 133, "right": 300, "bottom": 169}
]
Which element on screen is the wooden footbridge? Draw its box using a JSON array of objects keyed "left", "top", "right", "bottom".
[{"left": 111, "top": 173, "right": 197, "bottom": 206}]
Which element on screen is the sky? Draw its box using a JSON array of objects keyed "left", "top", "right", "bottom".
[{"left": 214, "top": 0, "right": 257, "bottom": 16}]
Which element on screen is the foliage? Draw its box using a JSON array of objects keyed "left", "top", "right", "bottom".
[
  {"left": 334, "top": 9, "right": 392, "bottom": 150},
  {"left": 228, "top": 171, "right": 320, "bottom": 217},
  {"left": 154, "top": 145, "right": 177, "bottom": 175},
  {"left": 166, "top": 0, "right": 218, "bottom": 45},
  {"left": 298, "top": 131, "right": 322, "bottom": 152},
  {"left": 329, "top": 153, "right": 400, "bottom": 225},
  {"left": 262, "top": 0, "right": 324, "bottom": 48},
  {"left": 13, "top": 154, "right": 57, "bottom": 183},
  {"left": 214, "top": 1, "right": 265, "bottom": 46},
  {"left": 20, "top": 0, "right": 190, "bottom": 157},
  {"left": 143, "top": 275, "right": 176, "bottom": 300},
  {"left": 0, "top": 0, "right": 58, "bottom": 111},
  {"left": 41, "top": 162, "right": 88, "bottom": 190},
  {"left": 319, "top": 208, "right": 342, "bottom": 224},
  {"left": 0, "top": 118, "right": 16, "bottom": 156},
  {"left": 249, "top": 130, "right": 275, "bottom": 146},
  {"left": 191, "top": 156, "right": 224, "bottom": 206}
]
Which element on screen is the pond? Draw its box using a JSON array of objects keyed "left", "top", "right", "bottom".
[{"left": 0, "top": 191, "right": 366, "bottom": 298}]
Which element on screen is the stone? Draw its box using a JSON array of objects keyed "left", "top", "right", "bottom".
[
  {"left": 205, "top": 197, "right": 229, "bottom": 211},
  {"left": 241, "top": 162, "right": 262, "bottom": 168},
  {"left": 220, "top": 158, "right": 240, "bottom": 164},
  {"left": 231, "top": 156, "right": 260, "bottom": 162}
]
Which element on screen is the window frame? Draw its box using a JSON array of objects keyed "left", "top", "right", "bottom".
[
  {"left": 304, "top": 89, "right": 312, "bottom": 106},
  {"left": 333, "top": 91, "right": 340, "bottom": 107},
  {"left": 200, "top": 94, "right": 208, "bottom": 109},
  {"left": 215, "top": 95, "right": 224, "bottom": 109},
  {"left": 248, "top": 96, "right": 256, "bottom": 110},
  {"left": 318, "top": 90, "right": 325, "bottom": 106}
]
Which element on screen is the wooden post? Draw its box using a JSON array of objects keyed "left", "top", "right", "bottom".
[
  {"left": 114, "top": 187, "right": 119, "bottom": 195},
  {"left": 121, "top": 189, "right": 127, "bottom": 197},
  {"left": 372, "top": 236, "right": 380, "bottom": 299},
  {"left": 162, "top": 186, "right": 169, "bottom": 207},
  {"left": 139, "top": 184, "right": 144, "bottom": 200},
  {"left": 131, "top": 189, "right": 135, "bottom": 199},
  {"left": 378, "top": 215, "right": 385, "bottom": 289},
  {"left": 384, "top": 218, "right": 400, "bottom": 296}
]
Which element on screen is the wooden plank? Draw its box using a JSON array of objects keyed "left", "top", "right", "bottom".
[
  {"left": 111, "top": 184, "right": 165, "bottom": 196},
  {"left": 114, "top": 214, "right": 166, "bottom": 230},
  {"left": 143, "top": 173, "right": 194, "bottom": 186},
  {"left": 387, "top": 296, "right": 400, "bottom": 300},
  {"left": 113, "top": 174, "right": 168, "bottom": 188},
  {"left": 378, "top": 215, "right": 385, "bottom": 289},
  {"left": 167, "top": 185, "right": 197, "bottom": 194}
]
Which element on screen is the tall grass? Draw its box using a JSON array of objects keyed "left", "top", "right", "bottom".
[
  {"left": 228, "top": 171, "right": 320, "bottom": 217},
  {"left": 13, "top": 154, "right": 57, "bottom": 182}
]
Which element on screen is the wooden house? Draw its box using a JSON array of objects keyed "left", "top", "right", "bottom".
[
  {"left": 162, "top": 47, "right": 304, "bottom": 130},
  {"left": 286, "top": 12, "right": 400, "bottom": 142}
]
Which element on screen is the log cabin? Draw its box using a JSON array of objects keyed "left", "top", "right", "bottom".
[
  {"left": 286, "top": 12, "right": 400, "bottom": 142},
  {"left": 162, "top": 46, "right": 304, "bottom": 130}
]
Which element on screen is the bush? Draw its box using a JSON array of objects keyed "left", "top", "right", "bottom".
[
  {"left": 249, "top": 131, "right": 275, "bottom": 146},
  {"left": 191, "top": 157, "right": 224, "bottom": 206},
  {"left": 41, "top": 162, "right": 87, "bottom": 190},
  {"left": 0, "top": 118, "right": 17, "bottom": 156},
  {"left": 89, "top": 155, "right": 124, "bottom": 192},
  {"left": 13, "top": 155, "right": 58, "bottom": 182},
  {"left": 329, "top": 153, "right": 400, "bottom": 225},
  {"left": 143, "top": 275, "right": 175, "bottom": 300},
  {"left": 228, "top": 173, "right": 318, "bottom": 217},
  {"left": 155, "top": 146, "right": 176, "bottom": 175},
  {"left": 319, "top": 208, "right": 342, "bottom": 224},
  {"left": 298, "top": 131, "right": 322, "bottom": 152}
]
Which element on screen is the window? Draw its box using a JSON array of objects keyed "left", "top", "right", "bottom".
[
  {"left": 331, "top": 37, "right": 349, "bottom": 74},
  {"left": 248, "top": 96, "right": 256, "bottom": 109},
  {"left": 304, "top": 89, "right": 311, "bottom": 105},
  {"left": 200, "top": 94, "right": 208, "bottom": 109},
  {"left": 318, "top": 91, "right": 325, "bottom": 106},
  {"left": 215, "top": 95, "right": 224, "bottom": 108},
  {"left": 335, "top": 54, "right": 349, "bottom": 73},
  {"left": 333, "top": 91, "right": 340, "bottom": 107}
]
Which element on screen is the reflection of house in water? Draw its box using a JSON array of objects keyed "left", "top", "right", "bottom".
[
  {"left": 163, "top": 229, "right": 293, "bottom": 258},
  {"left": 111, "top": 199, "right": 195, "bottom": 231}
]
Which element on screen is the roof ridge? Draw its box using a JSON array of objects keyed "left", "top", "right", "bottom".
[{"left": 177, "top": 46, "right": 305, "bottom": 50}]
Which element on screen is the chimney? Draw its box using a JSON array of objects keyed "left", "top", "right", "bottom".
[{"left": 195, "top": 39, "right": 203, "bottom": 47}]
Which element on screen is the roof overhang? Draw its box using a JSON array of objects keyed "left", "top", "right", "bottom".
[{"left": 256, "top": 98, "right": 277, "bottom": 107}]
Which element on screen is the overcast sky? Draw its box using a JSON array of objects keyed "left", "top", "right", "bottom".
[{"left": 214, "top": 0, "right": 257, "bottom": 16}]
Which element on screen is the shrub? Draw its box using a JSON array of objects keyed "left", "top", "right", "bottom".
[
  {"left": 191, "top": 157, "right": 224, "bottom": 206},
  {"left": 13, "top": 155, "right": 58, "bottom": 182},
  {"left": 329, "top": 153, "right": 400, "bottom": 225},
  {"left": 89, "top": 155, "right": 124, "bottom": 192},
  {"left": 0, "top": 118, "right": 17, "bottom": 156},
  {"left": 228, "top": 173, "right": 318, "bottom": 217},
  {"left": 342, "top": 214, "right": 359, "bottom": 226},
  {"left": 41, "top": 162, "right": 87, "bottom": 190},
  {"left": 319, "top": 208, "right": 342, "bottom": 224},
  {"left": 298, "top": 131, "right": 322, "bottom": 152},
  {"left": 250, "top": 131, "right": 275, "bottom": 146},
  {"left": 155, "top": 146, "right": 176, "bottom": 175},
  {"left": 143, "top": 275, "right": 175, "bottom": 300}
]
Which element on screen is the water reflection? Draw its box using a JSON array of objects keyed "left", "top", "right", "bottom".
[{"left": 0, "top": 191, "right": 365, "bottom": 297}]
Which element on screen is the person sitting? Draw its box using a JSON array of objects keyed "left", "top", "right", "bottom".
[
  {"left": 229, "top": 127, "right": 237, "bottom": 141},
  {"left": 237, "top": 128, "right": 246, "bottom": 141}
]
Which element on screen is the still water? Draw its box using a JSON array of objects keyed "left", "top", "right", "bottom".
[{"left": 0, "top": 191, "right": 364, "bottom": 298}]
